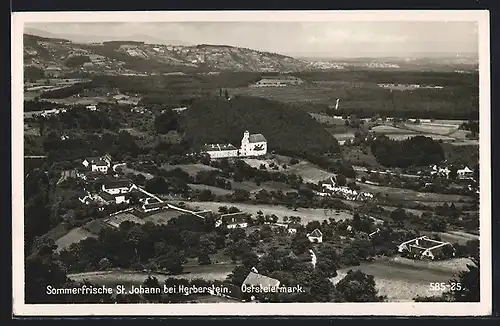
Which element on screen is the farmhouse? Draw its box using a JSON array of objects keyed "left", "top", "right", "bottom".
[
  {"left": 102, "top": 179, "right": 133, "bottom": 195},
  {"left": 82, "top": 154, "right": 112, "bottom": 173},
  {"left": 216, "top": 212, "right": 248, "bottom": 229},
  {"left": 44, "top": 65, "right": 63, "bottom": 78},
  {"left": 287, "top": 223, "right": 301, "bottom": 234},
  {"left": 202, "top": 143, "right": 239, "bottom": 159},
  {"left": 307, "top": 229, "right": 323, "bottom": 243},
  {"left": 457, "top": 166, "right": 474, "bottom": 180},
  {"left": 251, "top": 76, "right": 304, "bottom": 87},
  {"left": 242, "top": 271, "right": 281, "bottom": 290},
  {"left": 202, "top": 130, "right": 267, "bottom": 159},
  {"left": 398, "top": 236, "right": 455, "bottom": 260}
]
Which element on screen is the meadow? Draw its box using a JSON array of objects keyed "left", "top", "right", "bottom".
[{"left": 331, "top": 257, "right": 471, "bottom": 302}]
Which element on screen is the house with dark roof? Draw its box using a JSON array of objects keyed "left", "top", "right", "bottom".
[
  {"left": 96, "top": 190, "right": 130, "bottom": 205},
  {"left": 82, "top": 154, "right": 112, "bottom": 173},
  {"left": 102, "top": 179, "right": 132, "bottom": 195},
  {"left": 216, "top": 212, "right": 248, "bottom": 229},
  {"left": 307, "top": 229, "right": 323, "bottom": 243},
  {"left": 287, "top": 223, "right": 302, "bottom": 234}
]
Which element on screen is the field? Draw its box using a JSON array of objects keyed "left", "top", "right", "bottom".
[
  {"left": 372, "top": 125, "right": 417, "bottom": 134},
  {"left": 68, "top": 262, "right": 238, "bottom": 291},
  {"left": 242, "top": 156, "right": 334, "bottom": 184},
  {"left": 285, "top": 161, "right": 335, "bottom": 184},
  {"left": 177, "top": 201, "right": 353, "bottom": 223},
  {"left": 402, "top": 123, "right": 458, "bottom": 135},
  {"left": 142, "top": 209, "right": 184, "bottom": 225},
  {"left": 434, "top": 231, "right": 479, "bottom": 245},
  {"left": 161, "top": 163, "right": 221, "bottom": 177},
  {"left": 331, "top": 257, "right": 472, "bottom": 302},
  {"left": 342, "top": 146, "right": 381, "bottom": 168},
  {"left": 55, "top": 227, "right": 97, "bottom": 252},
  {"left": 386, "top": 134, "right": 456, "bottom": 141},
  {"left": 358, "top": 183, "right": 473, "bottom": 203},
  {"left": 189, "top": 183, "right": 233, "bottom": 196}
]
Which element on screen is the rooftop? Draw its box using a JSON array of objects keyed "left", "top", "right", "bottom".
[
  {"left": 202, "top": 143, "right": 238, "bottom": 152},
  {"left": 221, "top": 212, "right": 247, "bottom": 224},
  {"left": 243, "top": 271, "right": 280, "bottom": 289},
  {"left": 248, "top": 134, "right": 267, "bottom": 143},
  {"left": 309, "top": 229, "right": 323, "bottom": 238},
  {"left": 103, "top": 179, "right": 132, "bottom": 189}
]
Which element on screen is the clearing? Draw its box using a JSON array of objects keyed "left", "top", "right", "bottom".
[
  {"left": 55, "top": 227, "right": 97, "bottom": 252},
  {"left": 142, "top": 209, "right": 184, "bottom": 225},
  {"left": 358, "top": 183, "right": 473, "bottom": 203},
  {"left": 161, "top": 163, "right": 221, "bottom": 177},
  {"left": 68, "top": 262, "right": 238, "bottom": 291},
  {"left": 331, "top": 256, "right": 472, "bottom": 302},
  {"left": 176, "top": 201, "right": 353, "bottom": 223}
]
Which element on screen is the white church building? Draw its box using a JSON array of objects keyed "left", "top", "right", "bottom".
[{"left": 202, "top": 130, "right": 267, "bottom": 159}]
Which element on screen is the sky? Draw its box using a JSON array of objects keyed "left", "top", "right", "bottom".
[{"left": 26, "top": 21, "right": 479, "bottom": 58}]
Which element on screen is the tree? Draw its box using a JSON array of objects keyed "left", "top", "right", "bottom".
[
  {"left": 198, "top": 252, "right": 212, "bottom": 265},
  {"left": 336, "top": 174, "right": 347, "bottom": 187},
  {"left": 142, "top": 276, "right": 161, "bottom": 302},
  {"left": 154, "top": 109, "right": 179, "bottom": 134},
  {"left": 451, "top": 258, "right": 479, "bottom": 302},
  {"left": 291, "top": 232, "right": 312, "bottom": 255},
  {"left": 145, "top": 176, "right": 169, "bottom": 194},
  {"left": 336, "top": 270, "right": 385, "bottom": 302}
]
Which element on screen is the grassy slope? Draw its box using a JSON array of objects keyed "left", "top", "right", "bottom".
[{"left": 183, "top": 96, "right": 340, "bottom": 154}]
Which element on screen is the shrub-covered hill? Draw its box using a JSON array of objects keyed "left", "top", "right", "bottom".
[{"left": 183, "top": 96, "right": 340, "bottom": 155}]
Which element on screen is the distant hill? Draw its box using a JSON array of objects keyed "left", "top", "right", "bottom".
[
  {"left": 183, "top": 96, "right": 340, "bottom": 155},
  {"left": 23, "top": 33, "right": 312, "bottom": 73}
]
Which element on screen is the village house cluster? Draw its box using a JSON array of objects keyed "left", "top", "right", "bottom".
[
  {"left": 251, "top": 75, "right": 304, "bottom": 87},
  {"left": 202, "top": 130, "right": 267, "bottom": 159},
  {"left": 317, "top": 177, "right": 374, "bottom": 202}
]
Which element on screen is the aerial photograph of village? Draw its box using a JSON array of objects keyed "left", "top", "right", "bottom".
[{"left": 22, "top": 19, "right": 481, "bottom": 305}]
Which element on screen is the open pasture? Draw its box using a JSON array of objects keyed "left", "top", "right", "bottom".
[
  {"left": 332, "top": 257, "right": 471, "bottom": 302},
  {"left": 358, "top": 183, "right": 473, "bottom": 203},
  {"left": 403, "top": 123, "right": 458, "bottom": 135},
  {"left": 55, "top": 227, "right": 97, "bottom": 252},
  {"left": 178, "top": 201, "right": 353, "bottom": 223},
  {"left": 284, "top": 161, "right": 335, "bottom": 183},
  {"left": 142, "top": 209, "right": 184, "bottom": 225},
  {"left": 161, "top": 163, "right": 221, "bottom": 176}
]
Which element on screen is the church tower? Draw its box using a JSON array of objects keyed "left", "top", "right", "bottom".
[{"left": 241, "top": 130, "right": 250, "bottom": 156}]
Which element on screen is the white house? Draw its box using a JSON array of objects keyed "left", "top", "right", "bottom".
[
  {"left": 307, "top": 229, "right": 323, "bottom": 243},
  {"left": 457, "top": 166, "right": 474, "bottom": 180},
  {"left": 202, "top": 143, "right": 239, "bottom": 159},
  {"left": 240, "top": 130, "right": 267, "bottom": 157},
  {"left": 397, "top": 236, "right": 454, "bottom": 260},
  {"left": 287, "top": 223, "right": 301, "bottom": 234},
  {"left": 82, "top": 154, "right": 112, "bottom": 173},
  {"left": 216, "top": 212, "right": 248, "bottom": 229},
  {"left": 102, "top": 179, "right": 132, "bottom": 195}
]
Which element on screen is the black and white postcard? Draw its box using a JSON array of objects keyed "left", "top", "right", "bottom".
[{"left": 11, "top": 10, "right": 491, "bottom": 316}]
